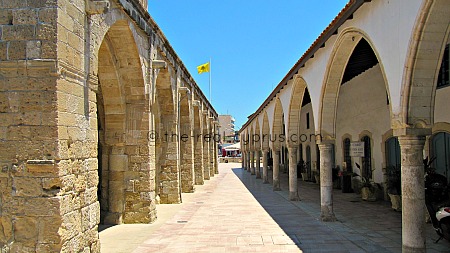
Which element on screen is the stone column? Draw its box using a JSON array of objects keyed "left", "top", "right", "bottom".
[
  {"left": 318, "top": 143, "right": 336, "bottom": 221},
  {"left": 288, "top": 146, "right": 300, "bottom": 201},
  {"left": 209, "top": 132, "right": 215, "bottom": 177},
  {"left": 262, "top": 148, "right": 269, "bottom": 184},
  {"left": 247, "top": 151, "right": 251, "bottom": 172},
  {"left": 273, "top": 147, "right": 281, "bottom": 191},
  {"left": 255, "top": 150, "right": 261, "bottom": 179},
  {"left": 250, "top": 150, "right": 255, "bottom": 175},
  {"left": 194, "top": 129, "right": 204, "bottom": 185},
  {"left": 399, "top": 136, "right": 426, "bottom": 253},
  {"left": 241, "top": 149, "right": 245, "bottom": 169}
]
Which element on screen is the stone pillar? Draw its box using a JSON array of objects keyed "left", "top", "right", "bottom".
[
  {"left": 209, "top": 131, "right": 215, "bottom": 177},
  {"left": 399, "top": 136, "right": 426, "bottom": 253},
  {"left": 288, "top": 146, "right": 300, "bottom": 201},
  {"left": 255, "top": 150, "right": 261, "bottom": 179},
  {"left": 250, "top": 150, "right": 255, "bottom": 175},
  {"left": 318, "top": 143, "right": 336, "bottom": 222},
  {"left": 180, "top": 127, "right": 195, "bottom": 193},
  {"left": 241, "top": 149, "right": 245, "bottom": 169},
  {"left": 203, "top": 125, "right": 210, "bottom": 180},
  {"left": 194, "top": 128, "right": 204, "bottom": 185},
  {"left": 247, "top": 151, "right": 251, "bottom": 172},
  {"left": 273, "top": 148, "right": 281, "bottom": 191},
  {"left": 262, "top": 148, "right": 269, "bottom": 184}
]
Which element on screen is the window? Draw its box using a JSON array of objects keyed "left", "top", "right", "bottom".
[
  {"left": 343, "top": 138, "right": 352, "bottom": 172},
  {"left": 306, "top": 113, "right": 310, "bottom": 129},
  {"left": 431, "top": 132, "right": 450, "bottom": 184},
  {"left": 437, "top": 44, "right": 449, "bottom": 89},
  {"left": 361, "top": 136, "right": 372, "bottom": 179},
  {"left": 385, "top": 137, "right": 400, "bottom": 168}
]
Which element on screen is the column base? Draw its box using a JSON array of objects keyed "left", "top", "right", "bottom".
[
  {"left": 273, "top": 179, "right": 281, "bottom": 191},
  {"left": 256, "top": 174, "right": 261, "bottom": 179},
  {"left": 250, "top": 168, "right": 255, "bottom": 175},
  {"left": 320, "top": 206, "right": 336, "bottom": 222},
  {"left": 289, "top": 191, "right": 300, "bottom": 201},
  {"left": 402, "top": 245, "right": 426, "bottom": 253},
  {"left": 263, "top": 179, "right": 269, "bottom": 184}
]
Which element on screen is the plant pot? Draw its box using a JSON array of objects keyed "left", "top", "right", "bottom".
[
  {"left": 361, "top": 187, "right": 376, "bottom": 201},
  {"left": 301, "top": 173, "right": 308, "bottom": 181},
  {"left": 388, "top": 193, "right": 402, "bottom": 211}
]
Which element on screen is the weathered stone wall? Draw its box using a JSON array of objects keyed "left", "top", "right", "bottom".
[{"left": 0, "top": 0, "right": 218, "bottom": 251}]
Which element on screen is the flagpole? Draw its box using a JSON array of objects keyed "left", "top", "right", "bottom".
[{"left": 209, "top": 57, "right": 212, "bottom": 103}]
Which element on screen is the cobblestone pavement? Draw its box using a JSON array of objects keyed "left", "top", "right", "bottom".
[{"left": 100, "top": 163, "right": 450, "bottom": 253}]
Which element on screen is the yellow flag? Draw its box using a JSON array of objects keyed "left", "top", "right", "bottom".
[{"left": 197, "top": 62, "right": 210, "bottom": 74}]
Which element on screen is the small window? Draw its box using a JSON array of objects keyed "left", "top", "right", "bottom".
[
  {"left": 361, "top": 136, "right": 372, "bottom": 179},
  {"left": 437, "top": 44, "right": 449, "bottom": 89},
  {"left": 306, "top": 113, "right": 310, "bottom": 129}
]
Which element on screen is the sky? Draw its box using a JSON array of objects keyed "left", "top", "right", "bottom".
[{"left": 148, "top": 0, "right": 349, "bottom": 130}]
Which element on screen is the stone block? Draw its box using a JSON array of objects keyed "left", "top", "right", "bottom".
[
  {"left": 60, "top": 210, "right": 81, "bottom": 241},
  {"left": 2, "top": 25, "right": 35, "bottom": 41},
  {"left": 0, "top": 9, "right": 12, "bottom": 25},
  {"left": 8, "top": 40, "right": 27, "bottom": 60},
  {"left": 38, "top": 8, "right": 57, "bottom": 25},
  {"left": 13, "top": 9, "right": 38, "bottom": 25},
  {"left": 13, "top": 217, "right": 38, "bottom": 242},
  {"left": 27, "top": 0, "right": 58, "bottom": 8},
  {"left": 36, "top": 243, "right": 61, "bottom": 253},
  {"left": 37, "top": 216, "right": 61, "bottom": 244},
  {"left": 0, "top": 216, "right": 13, "bottom": 244},
  {"left": 26, "top": 40, "right": 42, "bottom": 59},
  {"left": 109, "top": 155, "right": 128, "bottom": 172},
  {"left": 24, "top": 197, "right": 60, "bottom": 217},
  {"left": 13, "top": 177, "right": 42, "bottom": 197},
  {"left": 0, "top": 42, "right": 7, "bottom": 61}
]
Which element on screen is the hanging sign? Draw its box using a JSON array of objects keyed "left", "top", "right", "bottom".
[{"left": 350, "top": 142, "right": 365, "bottom": 157}]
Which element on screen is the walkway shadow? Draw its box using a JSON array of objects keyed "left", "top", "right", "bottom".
[{"left": 231, "top": 166, "right": 450, "bottom": 252}]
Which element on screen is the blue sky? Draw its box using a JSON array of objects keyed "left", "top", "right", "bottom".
[{"left": 148, "top": 0, "right": 349, "bottom": 130}]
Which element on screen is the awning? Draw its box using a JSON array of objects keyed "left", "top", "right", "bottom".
[{"left": 223, "top": 142, "right": 240, "bottom": 151}]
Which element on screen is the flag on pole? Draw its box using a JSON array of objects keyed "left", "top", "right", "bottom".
[{"left": 197, "top": 62, "right": 210, "bottom": 74}]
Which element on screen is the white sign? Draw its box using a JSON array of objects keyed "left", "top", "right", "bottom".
[{"left": 350, "top": 142, "right": 365, "bottom": 157}]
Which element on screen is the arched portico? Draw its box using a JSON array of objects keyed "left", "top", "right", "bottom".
[
  {"left": 97, "top": 19, "right": 154, "bottom": 224},
  {"left": 271, "top": 98, "right": 284, "bottom": 191}
]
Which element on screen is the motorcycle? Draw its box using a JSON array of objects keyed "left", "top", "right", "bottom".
[{"left": 425, "top": 171, "right": 450, "bottom": 243}]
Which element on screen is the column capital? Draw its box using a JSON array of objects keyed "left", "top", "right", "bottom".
[
  {"left": 287, "top": 146, "right": 297, "bottom": 153},
  {"left": 318, "top": 142, "right": 334, "bottom": 151},
  {"left": 393, "top": 127, "right": 431, "bottom": 137},
  {"left": 262, "top": 147, "right": 270, "bottom": 152}
]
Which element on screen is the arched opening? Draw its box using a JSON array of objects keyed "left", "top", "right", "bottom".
[
  {"left": 431, "top": 132, "right": 450, "bottom": 184},
  {"left": 332, "top": 37, "right": 391, "bottom": 184},
  {"left": 154, "top": 64, "right": 179, "bottom": 204},
  {"left": 96, "top": 20, "right": 152, "bottom": 224}
]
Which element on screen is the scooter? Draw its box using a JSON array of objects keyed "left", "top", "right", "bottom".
[{"left": 425, "top": 172, "right": 450, "bottom": 243}]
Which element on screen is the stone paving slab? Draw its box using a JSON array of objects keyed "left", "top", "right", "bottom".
[{"left": 101, "top": 163, "right": 450, "bottom": 253}]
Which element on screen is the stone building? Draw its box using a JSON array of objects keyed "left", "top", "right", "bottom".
[
  {"left": 240, "top": 0, "right": 449, "bottom": 252},
  {"left": 0, "top": 0, "right": 218, "bottom": 252}
]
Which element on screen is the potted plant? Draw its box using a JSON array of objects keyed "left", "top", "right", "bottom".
[
  {"left": 356, "top": 163, "right": 377, "bottom": 201},
  {"left": 385, "top": 165, "right": 401, "bottom": 211}
]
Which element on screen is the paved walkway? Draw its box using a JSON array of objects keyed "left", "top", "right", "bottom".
[{"left": 100, "top": 163, "right": 450, "bottom": 253}]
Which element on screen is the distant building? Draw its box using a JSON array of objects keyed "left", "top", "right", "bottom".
[{"left": 219, "top": 115, "right": 236, "bottom": 144}]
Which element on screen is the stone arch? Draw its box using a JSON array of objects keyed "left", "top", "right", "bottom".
[
  {"left": 287, "top": 76, "right": 307, "bottom": 145},
  {"left": 272, "top": 98, "right": 285, "bottom": 149},
  {"left": 319, "top": 28, "right": 391, "bottom": 139},
  {"left": 97, "top": 19, "right": 153, "bottom": 224},
  {"left": 402, "top": 0, "right": 450, "bottom": 128},
  {"left": 262, "top": 111, "right": 270, "bottom": 150},
  {"left": 254, "top": 119, "right": 261, "bottom": 151}
]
